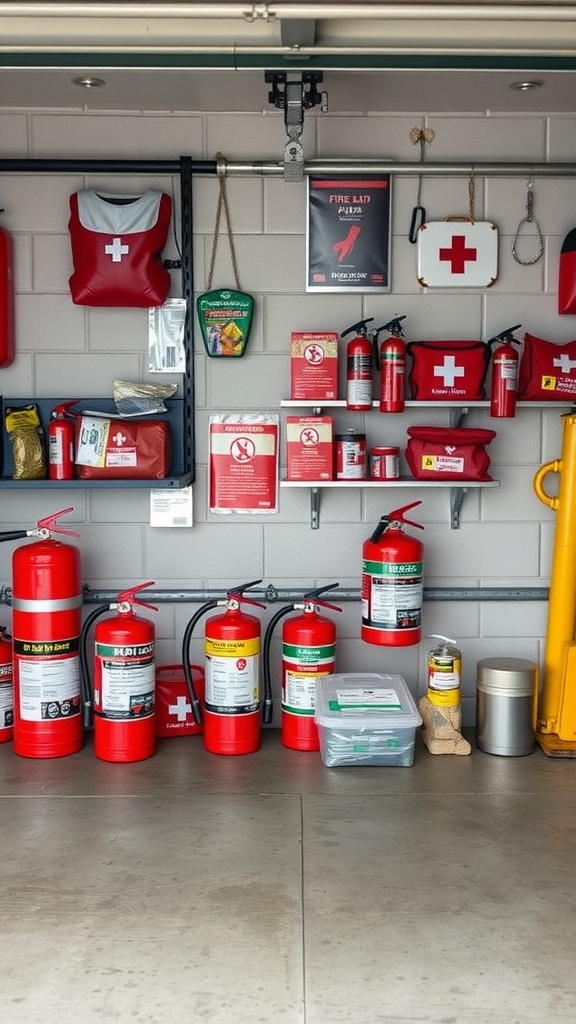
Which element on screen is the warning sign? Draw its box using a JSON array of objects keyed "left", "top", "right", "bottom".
[{"left": 209, "top": 414, "right": 279, "bottom": 513}]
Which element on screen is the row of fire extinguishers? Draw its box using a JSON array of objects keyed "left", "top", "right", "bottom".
[
  {"left": 343, "top": 317, "right": 520, "bottom": 418},
  {"left": 0, "top": 500, "right": 427, "bottom": 761}
]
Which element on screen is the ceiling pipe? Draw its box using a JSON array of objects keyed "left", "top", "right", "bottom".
[{"left": 1, "top": 3, "right": 576, "bottom": 21}]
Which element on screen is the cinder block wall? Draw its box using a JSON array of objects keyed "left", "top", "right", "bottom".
[{"left": 0, "top": 104, "right": 572, "bottom": 724}]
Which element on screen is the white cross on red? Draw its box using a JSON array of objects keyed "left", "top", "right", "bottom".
[
  {"left": 168, "top": 695, "right": 192, "bottom": 721},
  {"left": 434, "top": 355, "right": 466, "bottom": 388},
  {"left": 553, "top": 353, "right": 576, "bottom": 374},
  {"left": 105, "top": 237, "right": 130, "bottom": 262}
]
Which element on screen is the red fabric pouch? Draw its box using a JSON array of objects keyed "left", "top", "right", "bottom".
[
  {"left": 405, "top": 426, "right": 496, "bottom": 481},
  {"left": 517, "top": 332, "right": 576, "bottom": 401},
  {"left": 407, "top": 340, "right": 490, "bottom": 400},
  {"left": 155, "top": 665, "right": 204, "bottom": 738},
  {"left": 76, "top": 415, "right": 171, "bottom": 479}
]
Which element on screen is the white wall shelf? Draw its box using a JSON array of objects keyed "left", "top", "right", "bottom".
[{"left": 280, "top": 479, "right": 500, "bottom": 530}]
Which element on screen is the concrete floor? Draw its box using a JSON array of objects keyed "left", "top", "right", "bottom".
[{"left": 1, "top": 731, "right": 576, "bottom": 1024}]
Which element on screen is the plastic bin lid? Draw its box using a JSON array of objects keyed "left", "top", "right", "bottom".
[{"left": 315, "top": 673, "right": 422, "bottom": 729}]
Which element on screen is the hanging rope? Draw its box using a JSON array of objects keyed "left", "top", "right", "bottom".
[{"left": 206, "top": 152, "right": 242, "bottom": 291}]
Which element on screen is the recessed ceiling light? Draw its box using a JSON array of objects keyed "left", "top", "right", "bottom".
[
  {"left": 72, "top": 76, "right": 106, "bottom": 89},
  {"left": 509, "top": 79, "right": 544, "bottom": 92}
]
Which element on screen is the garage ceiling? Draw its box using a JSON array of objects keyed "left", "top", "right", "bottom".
[{"left": 1, "top": 1, "right": 576, "bottom": 114}]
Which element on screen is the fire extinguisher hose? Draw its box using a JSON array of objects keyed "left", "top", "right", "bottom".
[
  {"left": 181, "top": 601, "right": 219, "bottom": 726},
  {"left": 0, "top": 530, "right": 30, "bottom": 543},
  {"left": 79, "top": 604, "right": 110, "bottom": 729},
  {"left": 262, "top": 605, "right": 295, "bottom": 726}
]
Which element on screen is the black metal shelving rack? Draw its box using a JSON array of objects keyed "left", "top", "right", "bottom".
[{"left": 0, "top": 155, "right": 218, "bottom": 487}]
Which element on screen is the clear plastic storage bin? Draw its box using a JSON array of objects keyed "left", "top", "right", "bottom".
[{"left": 315, "top": 673, "right": 422, "bottom": 767}]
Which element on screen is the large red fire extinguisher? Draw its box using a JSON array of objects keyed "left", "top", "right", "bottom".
[
  {"left": 342, "top": 317, "right": 374, "bottom": 411},
  {"left": 84, "top": 583, "right": 157, "bottom": 763},
  {"left": 181, "top": 580, "right": 265, "bottom": 756},
  {"left": 489, "top": 324, "right": 521, "bottom": 419},
  {"left": 361, "top": 501, "right": 424, "bottom": 647},
  {"left": 48, "top": 400, "right": 79, "bottom": 480},
  {"left": 0, "top": 213, "right": 15, "bottom": 368},
  {"left": 0, "top": 624, "right": 14, "bottom": 743},
  {"left": 262, "top": 583, "right": 341, "bottom": 751},
  {"left": 374, "top": 315, "right": 407, "bottom": 413},
  {"left": 0, "top": 508, "right": 83, "bottom": 758}
]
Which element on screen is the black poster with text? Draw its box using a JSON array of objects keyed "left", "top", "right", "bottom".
[{"left": 306, "top": 175, "right": 391, "bottom": 292}]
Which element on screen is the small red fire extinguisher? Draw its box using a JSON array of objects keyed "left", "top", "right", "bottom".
[
  {"left": 262, "top": 583, "right": 341, "bottom": 751},
  {"left": 48, "top": 400, "right": 79, "bottom": 480},
  {"left": 87, "top": 582, "right": 157, "bottom": 764},
  {"left": 342, "top": 317, "right": 374, "bottom": 411},
  {"left": 0, "top": 211, "right": 15, "bottom": 368},
  {"left": 361, "top": 501, "right": 424, "bottom": 648},
  {"left": 0, "top": 624, "right": 14, "bottom": 743},
  {"left": 489, "top": 324, "right": 521, "bottom": 419},
  {"left": 0, "top": 508, "right": 83, "bottom": 758},
  {"left": 374, "top": 315, "right": 407, "bottom": 413},
  {"left": 181, "top": 580, "right": 265, "bottom": 756}
]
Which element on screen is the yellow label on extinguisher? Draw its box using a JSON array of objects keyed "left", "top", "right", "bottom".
[{"left": 205, "top": 637, "right": 260, "bottom": 657}]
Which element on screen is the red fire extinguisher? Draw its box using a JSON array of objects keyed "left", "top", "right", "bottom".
[
  {"left": 0, "top": 508, "right": 83, "bottom": 758},
  {"left": 86, "top": 582, "right": 157, "bottom": 764},
  {"left": 374, "top": 315, "right": 407, "bottom": 413},
  {"left": 48, "top": 400, "right": 79, "bottom": 480},
  {"left": 181, "top": 580, "right": 265, "bottom": 756},
  {"left": 361, "top": 501, "right": 424, "bottom": 647},
  {"left": 0, "top": 212, "right": 15, "bottom": 368},
  {"left": 262, "top": 583, "right": 342, "bottom": 751},
  {"left": 342, "top": 317, "right": 374, "bottom": 411},
  {"left": 489, "top": 324, "right": 521, "bottom": 419},
  {"left": 0, "top": 624, "right": 14, "bottom": 743}
]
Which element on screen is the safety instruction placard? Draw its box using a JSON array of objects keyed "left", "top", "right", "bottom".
[{"left": 209, "top": 414, "right": 279, "bottom": 514}]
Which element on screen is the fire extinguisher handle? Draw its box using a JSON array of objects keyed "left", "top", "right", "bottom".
[
  {"left": 37, "top": 507, "right": 79, "bottom": 537},
  {"left": 303, "top": 582, "right": 340, "bottom": 601},
  {"left": 389, "top": 500, "right": 424, "bottom": 530},
  {"left": 227, "top": 579, "right": 266, "bottom": 609},
  {"left": 117, "top": 581, "right": 158, "bottom": 611}
]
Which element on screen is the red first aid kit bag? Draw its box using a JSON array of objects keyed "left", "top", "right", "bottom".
[
  {"left": 405, "top": 426, "right": 496, "bottom": 481},
  {"left": 156, "top": 665, "right": 204, "bottom": 738},
  {"left": 517, "top": 332, "right": 576, "bottom": 401},
  {"left": 558, "top": 228, "right": 576, "bottom": 315},
  {"left": 76, "top": 415, "right": 171, "bottom": 479},
  {"left": 407, "top": 340, "right": 490, "bottom": 400},
  {"left": 68, "top": 190, "right": 172, "bottom": 307}
]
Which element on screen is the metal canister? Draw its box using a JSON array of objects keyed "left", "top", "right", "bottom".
[
  {"left": 476, "top": 657, "right": 537, "bottom": 756},
  {"left": 370, "top": 445, "right": 400, "bottom": 480},
  {"left": 335, "top": 431, "right": 367, "bottom": 480}
]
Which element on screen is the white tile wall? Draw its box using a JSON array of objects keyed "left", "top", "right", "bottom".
[{"left": 0, "top": 102, "right": 572, "bottom": 727}]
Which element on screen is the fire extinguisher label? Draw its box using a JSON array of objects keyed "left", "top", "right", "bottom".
[
  {"left": 96, "top": 643, "right": 155, "bottom": 720},
  {"left": 362, "top": 560, "right": 423, "bottom": 630},
  {"left": 0, "top": 678, "right": 14, "bottom": 728},
  {"left": 17, "top": 656, "right": 81, "bottom": 721},
  {"left": 205, "top": 637, "right": 260, "bottom": 714},
  {"left": 282, "top": 667, "right": 332, "bottom": 716}
]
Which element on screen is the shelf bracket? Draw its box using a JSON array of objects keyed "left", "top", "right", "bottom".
[
  {"left": 450, "top": 406, "right": 469, "bottom": 428},
  {"left": 450, "top": 487, "right": 468, "bottom": 529},
  {"left": 311, "top": 487, "right": 320, "bottom": 529}
]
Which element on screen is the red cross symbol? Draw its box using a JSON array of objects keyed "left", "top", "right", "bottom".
[{"left": 439, "top": 235, "right": 477, "bottom": 274}]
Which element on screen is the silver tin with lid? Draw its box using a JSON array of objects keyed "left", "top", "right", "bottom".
[{"left": 476, "top": 657, "right": 537, "bottom": 756}]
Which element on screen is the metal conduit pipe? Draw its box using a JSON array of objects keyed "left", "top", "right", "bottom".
[
  {"left": 1, "top": 3, "right": 574, "bottom": 21},
  {"left": 74, "top": 585, "right": 549, "bottom": 604},
  {"left": 0, "top": 585, "right": 551, "bottom": 605},
  {"left": 2, "top": 159, "right": 576, "bottom": 179}
]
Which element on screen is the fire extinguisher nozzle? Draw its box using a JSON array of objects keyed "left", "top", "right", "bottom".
[
  {"left": 191, "top": 698, "right": 203, "bottom": 727},
  {"left": 263, "top": 698, "right": 273, "bottom": 725}
]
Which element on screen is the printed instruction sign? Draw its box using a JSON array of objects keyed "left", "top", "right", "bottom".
[
  {"left": 209, "top": 414, "right": 279, "bottom": 514},
  {"left": 306, "top": 174, "right": 392, "bottom": 292}
]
